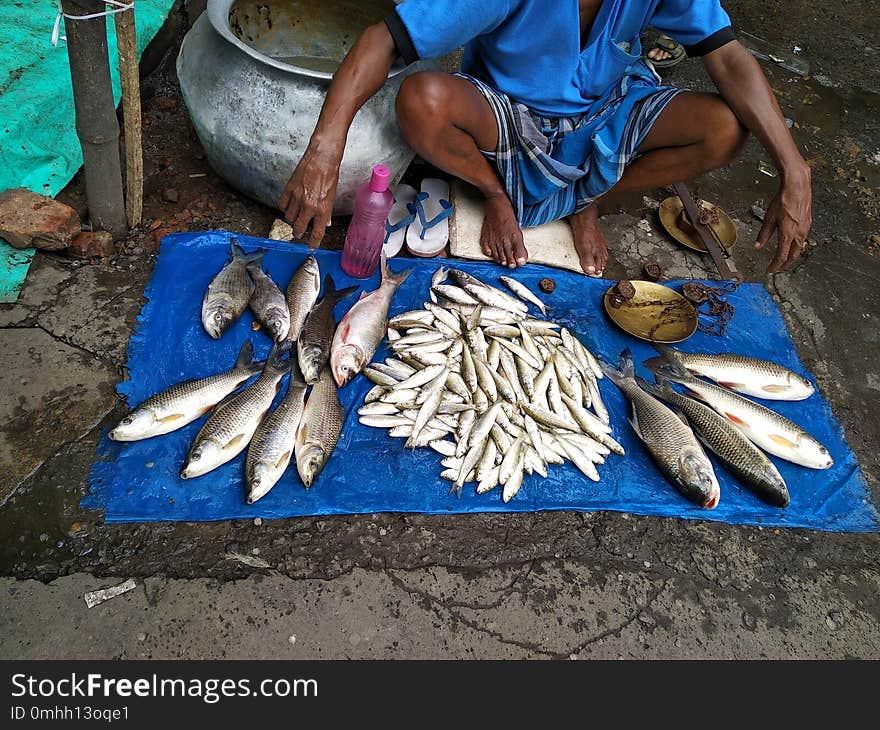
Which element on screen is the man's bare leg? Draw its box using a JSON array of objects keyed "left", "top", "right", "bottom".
[
  {"left": 569, "top": 92, "right": 748, "bottom": 275},
  {"left": 396, "top": 72, "right": 528, "bottom": 268}
]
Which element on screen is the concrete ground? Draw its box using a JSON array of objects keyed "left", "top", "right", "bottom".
[{"left": 1, "top": 2, "right": 879, "bottom": 659}]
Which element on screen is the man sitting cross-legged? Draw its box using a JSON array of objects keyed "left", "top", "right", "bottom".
[{"left": 280, "top": 0, "right": 812, "bottom": 276}]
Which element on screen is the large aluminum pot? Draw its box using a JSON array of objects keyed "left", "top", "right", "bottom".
[{"left": 177, "top": 0, "right": 434, "bottom": 214}]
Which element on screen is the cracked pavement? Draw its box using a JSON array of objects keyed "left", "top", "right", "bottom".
[{"left": 1, "top": 1, "right": 879, "bottom": 659}]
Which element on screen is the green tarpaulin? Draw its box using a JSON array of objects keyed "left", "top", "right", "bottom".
[{"left": 0, "top": 0, "right": 176, "bottom": 301}]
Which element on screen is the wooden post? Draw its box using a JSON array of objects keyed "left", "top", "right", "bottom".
[
  {"left": 62, "top": 0, "right": 127, "bottom": 239},
  {"left": 114, "top": 2, "right": 143, "bottom": 229}
]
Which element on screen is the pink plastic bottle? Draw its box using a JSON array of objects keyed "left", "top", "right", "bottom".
[{"left": 341, "top": 165, "right": 394, "bottom": 279}]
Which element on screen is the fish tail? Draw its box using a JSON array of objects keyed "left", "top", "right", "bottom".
[
  {"left": 288, "top": 354, "right": 307, "bottom": 387},
  {"left": 634, "top": 375, "right": 661, "bottom": 397},
  {"left": 323, "top": 273, "right": 358, "bottom": 305},
  {"left": 380, "top": 251, "right": 412, "bottom": 290},
  {"left": 599, "top": 349, "right": 633, "bottom": 388},
  {"left": 265, "top": 341, "right": 290, "bottom": 374},
  {"left": 234, "top": 340, "right": 255, "bottom": 370},
  {"left": 644, "top": 345, "right": 690, "bottom": 383},
  {"left": 231, "top": 237, "right": 265, "bottom": 266},
  {"left": 619, "top": 348, "right": 635, "bottom": 379}
]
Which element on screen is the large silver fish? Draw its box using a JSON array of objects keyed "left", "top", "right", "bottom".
[
  {"left": 645, "top": 344, "right": 815, "bottom": 401},
  {"left": 330, "top": 253, "right": 411, "bottom": 387},
  {"left": 638, "top": 377, "right": 790, "bottom": 508},
  {"left": 295, "top": 366, "right": 345, "bottom": 488},
  {"left": 297, "top": 274, "right": 358, "bottom": 385},
  {"left": 245, "top": 361, "right": 308, "bottom": 504},
  {"left": 247, "top": 262, "right": 290, "bottom": 342},
  {"left": 285, "top": 254, "right": 321, "bottom": 344},
  {"left": 602, "top": 350, "right": 720, "bottom": 509},
  {"left": 109, "top": 341, "right": 261, "bottom": 441},
  {"left": 202, "top": 240, "right": 260, "bottom": 339},
  {"left": 180, "top": 345, "right": 289, "bottom": 479},
  {"left": 647, "top": 351, "right": 832, "bottom": 469}
]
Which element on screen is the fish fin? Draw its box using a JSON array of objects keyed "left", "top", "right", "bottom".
[
  {"left": 634, "top": 375, "right": 661, "bottom": 397},
  {"left": 265, "top": 342, "right": 290, "bottom": 373},
  {"left": 724, "top": 412, "right": 749, "bottom": 427},
  {"left": 230, "top": 237, "right": 265, "bottom": 265},
  {"left": 288, "top": 355, "right": 307, "bottom": 387},
  {"left": 234, "top": 340, "right": 255, "bottom": 370},
  {"left": 761, "top": 384, "right": 789, "bottom": 393},
  {"left": 223, "top": 433, "right": 245, "bottom": 452},
  {"left": 619, "top": 348, "right": 635, "bottom": 378},
  {"left": 768, "top": 433, "right": 798, "bottom": 449},
  {"left": 642, "top": 356, "right": 669, "bottom": 374},
  {"left": 598, "top": 358, "right": 624, "bottom": 386},
  {"left": 718, "top": 380, "right": 746, "bottom": 390},
  {"left": 380, "top": 251, "right": 413, "bottom": 289},
  {"left": 321, "top": 273, "right": 336, "bottom": 299},
  {"left": 158, "top": 413, "right": 186, "bottom": 424},
  {"left": 275, "top": 450, "right": 292, "bottom": 471},
  {"left": 333, "top": 284, "right": 359, "bottom": 303},
  {"left": 628, "top": 412, "right": 645, "bottom": 443}
]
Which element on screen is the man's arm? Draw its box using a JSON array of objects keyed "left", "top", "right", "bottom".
[
  {"left": 703, "top": 41, "right": 812, "bottom": 273},
  {"left": 279, "top": 23, "right": 397, "bottom": 247}
]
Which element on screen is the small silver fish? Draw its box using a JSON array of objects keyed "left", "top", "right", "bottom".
[{"left": 499, "top": 276, "right": 547, "bottom": 314}]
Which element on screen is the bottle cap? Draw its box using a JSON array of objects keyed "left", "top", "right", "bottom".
[{"left": 369, "top": 165, "right": 391, "bottom": 193}]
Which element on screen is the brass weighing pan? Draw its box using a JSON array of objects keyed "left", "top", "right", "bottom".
[
  {"left": 659, "top": 196, "right": 737, "bottom": 253},
  {"left": 603, "top": 280, "right": 698, "bottom": 343}
]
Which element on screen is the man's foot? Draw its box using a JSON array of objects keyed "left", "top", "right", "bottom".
[
  {"left": 568, "top": 204, "right": 608, "bottom": 276},
  {"left": 480, "top": 193, "right": 528, "bottom": 268}
]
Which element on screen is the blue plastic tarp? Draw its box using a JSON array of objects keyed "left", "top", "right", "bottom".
[{"left": 84, "top": 231, "right": 879, "bottom": 531}]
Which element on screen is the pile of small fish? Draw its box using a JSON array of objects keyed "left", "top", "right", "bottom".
[
  {"left": 602, "top": 343, "right": 831, "bottom": 510},
  {"left": 111, "top": 245, "right": 412, "bottom": 504},
  {"left": 355, "top": 267, "right": 624, "bottom": 502}
]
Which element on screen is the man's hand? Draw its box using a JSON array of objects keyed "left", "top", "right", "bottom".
[
  {"left": 755, "top": 166, "right": 812, "bottom": 273},
  {"left": 278, "top": 146, "right": 341, "bottom": 249}
]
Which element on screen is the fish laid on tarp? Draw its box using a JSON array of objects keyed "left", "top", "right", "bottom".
[
  {"left": 202, "top": 239, "right": 260, "bottom": 339},
  {"left": 298, "top": 274, "right": 358, "bottom": 385},
  {"left": 648, "top": 353, "right": 833, "bottom": 470},
  {"left": 602, "top": 350, "right": 720, "bottom": 509},
  {"left": 247, "top": 263, "right": 290, "bottom": 342},
  {"left": 499, "top": 275, "right": 547, "bottom": 315},
  {"left": 295, "top": 366, "right": 344, "bottom": 488},
  {"left": 285, "top": 254, "right": 321, "bottom": 344},
  {"left": 180, "top": 344, "right": 289, "bottom": 479},
  {"left": 356, "top": 265, "right": 619, "bottom": 502},
  {"left": 330, "top": 253, "right": 412, "bottom": 387},
  {"left": 245, "top": 361, "right": 309, "bottom": 504},
  {"left": 638, "top": 376, "right": 790, "bottom": 507},
  {"left": 109, "top": 341, "right": 261, "bottom": 441},
  {"left": 645, "top": 344, "right": 815, "bottom": 401}
]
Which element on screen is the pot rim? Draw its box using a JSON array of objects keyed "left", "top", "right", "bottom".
[{"left": 207, "top": 0, "right": 407, "bottom": 80}]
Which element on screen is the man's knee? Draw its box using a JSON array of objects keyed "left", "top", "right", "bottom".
[
  {"left": 706, "top": 99, "right": 748, "bottom": 168},
  {"left": 396, "top": 71, "right": 452, "bottom": 133}
]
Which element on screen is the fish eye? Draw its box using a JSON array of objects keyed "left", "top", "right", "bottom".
[
  {"left": 819, "top": 447, "right": 828, "bottom": 454},
  {"left": 191, "top": 452, "right": 201, "bottom": 461},
  {"left": 122, "top": 416, "right": 133, "bottom": 425}
]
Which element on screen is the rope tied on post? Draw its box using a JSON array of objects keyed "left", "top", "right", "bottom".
[{"left": 51, "top": 0, "right": 134, "bottom": 47}]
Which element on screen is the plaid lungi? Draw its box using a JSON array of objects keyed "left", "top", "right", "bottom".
[{"left": 456, "top": 65, "right": 683, "bottom": 227}]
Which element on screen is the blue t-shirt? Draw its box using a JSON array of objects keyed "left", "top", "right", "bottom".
[{"left": 387, "top": 0, "right": 734, "bottom": 116}]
